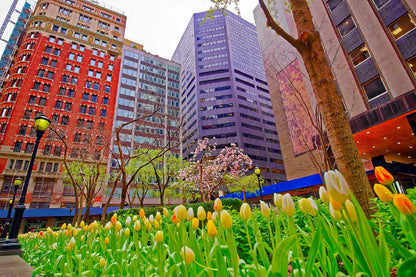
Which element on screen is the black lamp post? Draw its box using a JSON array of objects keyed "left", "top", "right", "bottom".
[
  {"left": 0, "top": 178, "right": 22, "bottom": 240},
  {"left": 0, "top": 115, "right": 50, "bottom": 255},
  {"left": 254, "top": 167, "right": 262, "bottom": 201}
]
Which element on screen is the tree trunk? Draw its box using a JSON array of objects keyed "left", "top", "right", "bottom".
[
  {"left": 160, "top": 190, "right": 164, "bottom": 206},
  {"left": 101, "top": 179, "right": 118, "bottom": 224},
  {"left": 288, "top": 0, "right": 374, "bottom": 215}
]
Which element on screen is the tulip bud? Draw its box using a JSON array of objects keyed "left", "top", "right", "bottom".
[
  {"left": 220, "top": 210, "right": 233, "bottom": 229},
  {"left": 260, "top": 201, "right": 271, "bottom": 218},
  {"left": 163, "top": 207, "right": 169, "bottom": 217},
  {"left": 111, "top": 214, "right": 117, "bottom": 225},
  {"left": 197, "top": 206, "right": 206, "bottom": 221},
  {"left": 175, "top": 205, "right": 187, "bottom": 221},
  {"left": 329, "top": 195, "right": 343, "bottom": 211},
  {"left": 181, "top": 246, "right": 195, "bottom": 264},
  {"left": 207, "top": 211, "right": 212, "bottom": 220},
  {"left": 155, "top": 212, "right": 162, "bottom": 222},
  {"left": 124, "top": 228, "right": 130, "bottom": 236},
  {"left": 324, "top": 170, "right": 350, "bottom": 204},
  {"left": 104, "top": 222, "right": 112, "bottom": 230},
  {"left": 212, "top": 211, "right": 219, "bottom": 223},
  {"left": 145, "top": 220, "right": 152, "bottom": 231},
  {"left": 319, "top": 186, "right": 329, "bottom": 204},
  {"left": 282, "top": 193, "right": 295, "bottom": 216},
  {"left": 104, "top": 237, "right": 110, "bottom": 245},
  {"left": 308, "top": 198, "right": 318, "bottom": 216},
  {"left": 240, "top": 203, "right": 251, "bottom": 220},
  {"left": 61, "top": 223, "right": 67, "bottom": 230},
  {"left": 67, "top": 237, "right": 76, "bottom": 251},
  {"left": 374, "top": 166, "right": 394, "bottom": 186},
  {"left": 155, "top": 231, "right": 163, "bottom": 243},
  {"left": 92, "top": 221, "right": 99, "bottom": 230},
  {"left": 134, "top": 220, "right": 140, "bottom": 231},
  {"left": 344, "top": 200, "right": 357, "bottom": 222},
  {"left": 192, "top": 218, "right": 199, "bottom": 230},
  {"left": 214, "top": 198, "right": 222, "bottom": 212},
  {"left": 47, "top": 227, "right": 53, "bottom": 234},
  {"left": 79, "top": 221, "right": 85, "bottom": 228},
  {"left": 207, "top": 219, "right": 217, "bottom": 237},
  {"left": 154, "top": 220, "right": 160, "bottom": 230},
  {"left": 125, "top": 216, "right": 131, "bottom": 226},
  {"left": 99, "top": 258, "right": 106, "bottom": 267},
  {"left": 393, "top": 194, "right": 415, "bottom": 215},
  {"left": 274, "top": 193, "right": 283, "bottom": 208},
  {"left": 115, "top": 221, "right": 122, "bottom": 232},
  {"left": 373, "top": 184, "right": 393, "bottom": 203},
  {"left": 298, "top": 198, "right": 311, "bottom": 214},
  {"left": 133, "top": 215, "right": 138, "bottom": 222},
  {"left": 329, "top": 204, "right": 342, "bottom": 221},
  {"left": 52, "top": 242, "right": 57, "bottom": 249},
  {"left": 80, "top": 235, "right": 85, "bottom": 242},
  {"left": 187, "top": 207, "right": 194, "bottom": 220},
  {"left": 139, "top": 209, "right": 145, "bottom": 219}
]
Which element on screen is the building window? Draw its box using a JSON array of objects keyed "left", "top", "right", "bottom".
[
  {"left": 407, "top": 56, "right": 416, "bottom": 76},
  {"left": 77, "top": 119, "right": 85, "bottom": 127},
  {"left": 13, "top": 141, "right": 23, "bottom": 152},
  {"left": 33, "top": 178, "right": 54, "bottom": 196},
  {"left": 106, "top": 74, "right": 112, "bottom": 81},
  {"left": 338, "top": 16, "right": 355, "bottom": 36},
  {"left": 52, "top": 114, "right": 60, "bottom": 123},
  {"left": 103, "top": 97, "right": 109, "bottom": 105},
  {"left": 23, "top": 110, "right": 32, "bottom": 119},
  {"left": 363, "top": 77, "right": 387, "bottom": 100},
  {"left": 18, "top": 125, "right": 27, "bottom": 136},
  {"left": 88, "top": 107, "right": 96, "bottom": 115},
  {"left": 53, "top": 146, "right": 62, "bottom": 156},
  {"left": 43, "top": 145, "right": 51, "bottom": 155},
  {"left": 74, "top": 133, "right": 82, "bottom": 142},
  {"left": 100, "top": 109, "right": 107, "bottom": 117},
  {"left": 38, "top": 97, "right": 47, "bottom": 106},
  {"left": 80, "top": 105, "right": 87, "bottom": 114},
  {"left": 64, "top": 102, "right": 72, "bottom": 111},
  {"left": 61, "top": 116, "right": 69, "bottom": 126},
  {"left": 389, "top": 14, "right": 416, "bottom": 40},
  {"left": 55, "top": 100, "right": 63, "bottom": 109},
  {"left": 86, "top": 120, "right": 93, "bottom": 129},
  {"left": 25, "top": 143, "right": 34, "bottom": 153}
]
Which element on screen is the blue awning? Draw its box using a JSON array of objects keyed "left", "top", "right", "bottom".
[
  {"left": 223, "top": 173, "right": 324, "bottom": 200},
  {"left": 0, "top": 206, "right": 120, "bottom": 219}
]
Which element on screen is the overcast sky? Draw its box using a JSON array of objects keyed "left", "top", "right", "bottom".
[{"left": 0, "top": 0, "right": 258, "bottom": 60}]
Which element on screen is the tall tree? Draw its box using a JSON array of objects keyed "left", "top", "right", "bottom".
[
  {"left": 208, "top": 0, "right": 374, "bottom": 215},
  {"left": 227, "top": 173, "right": 263, "bottom": 201}
]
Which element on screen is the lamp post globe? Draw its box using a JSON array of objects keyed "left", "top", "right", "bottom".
[
  {"left": 254, "top": 167, "right": 262, "bottom": 201},
  {"left": 0, "top": 115, "right": 50, "bottom": 255}
]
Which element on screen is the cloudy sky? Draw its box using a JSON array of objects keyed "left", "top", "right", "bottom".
[{"left": 0, "top": 0, "right": 259, "bottom": 60}]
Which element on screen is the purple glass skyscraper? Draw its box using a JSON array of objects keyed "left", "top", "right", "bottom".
[{"left": 172, "top": 10, "right": 286, "bottom": 185}]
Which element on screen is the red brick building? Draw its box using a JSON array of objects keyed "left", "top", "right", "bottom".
[{"left": 0, "top": 0, "right": 126, "bottom": 210}]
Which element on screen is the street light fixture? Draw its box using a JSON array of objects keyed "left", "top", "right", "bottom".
[
  {"left": 0, "top": 115, "right": 50, "bottom": 255},
  {"left": 0, "top": 178, "right": 22, "bottom": 240},
  {"left": 254, "top": 167, "right": 262, "bottom": 201}
]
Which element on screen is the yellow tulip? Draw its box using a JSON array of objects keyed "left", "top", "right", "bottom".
[
  {"left": 99, "top": 258, "right": 106, "bottom": 267},
  {"left": 319, "top": 186, "right": 329, "bottom": 204},
  {"left": 79, "top": 221, "right": 85, "bottom": 228},
  {"left": 207, "top": 219, "right": 217, "bottom": 237},
  {"left": 240, "top": 203, "right": 251, "bottom": 220},
  {"left": 260, "top": 201, "right": 271, "bottom": 218},
  {"left": 274, "top": 193, "right": 283, "bottom": 208},
  {"left": 67, "top": 224, "right": 72, "bottom": 230},
  {"left": 67, "top": 237, "right": 76, "bottom": 251},
  {"left": 329, "top": 195, "right": 343, "bottom": 211},
  {"left": 134, "top": 220, "right": 140, "bottom": 231},
  {"left": 124, "top": 228, "right": 130, "bottom": 236},
  {"left": 111, "top": 214, "right": 117, "bottom": 225},
  {"left": 308, "top": 198, "right": 318, "bottom": 216},
  {"left": 155, "top": 212, "right": 162, "bottom": 222},
  {"left": 92, "top": 221, "right": 99, "bottom": 230},
  {"left": 394, "top": 194, "right": 415, "bottom": 215},
  {"left": 197, "top": 206, "right": 206, "bottom": 221},
  {"left": 374, "top": 184, "right": 393, "bottom": 203},
  {"left": 324, "top": 170, "right": 350, "bottom": 204},
  {"left": 46, "top": 227, "right": 53, "bottom": 234},
  {"left": 104, "top": 222, "right": 112, "bottom": 230},
  {"left": 329, "top": 204, "right": 342, "bottom": 221},
  {"left": 61, "top": 223, "right": 66, "bottom": 230},
  {"left": 104, "top": 237, "right": 109, "bottom": 245},
  {"left": 298, "top": 198, "right": 311, "bottom": 214},
  {"left": 181, "top": 246, "right": 195, "bottom": 264},
  {"left": 220, "top": 210, "right": 233, "bottom": 229},
  {"left": 282, "top": 193, "right": 295, "bottom": 216},
  {"left": 133, "top": 215, "right": 138, "bottom": 222},
  {"left": 163, "top": 207, "right": 169, "bottom": 217},
  {"left": 72, "top": 228, "right": 80, "bottom": 237},
  {"left": 375, "top": 166, "right": 394, "bottom": 186},
  {"left": 175, "top": 205, "right": 187, "bottom": 221},
  {"left": 139, "top": 209, "right": 145, "bottom": 219},
  {"left": 80, "top": 235, "right": 85, "bottom": 242},
  {"left": 154, "top": 220, "right": 160, "bottom": 229},
  {"left": 214, "top": 198, "right": 223, "bottom": 212},
  {"left": 212, "top": 211, "right": 219, "bottom": 223},
  {"left": 192, "top": 218, "right": 199, "bottom": 230},
  {"left": 344, "top": 200, "right": 357, "bottom": 222},
  {"left": 145, "top": 220, "right": 152, "bottom": 231},
  {"left": 155, "top": 231, "right": 163, "bottom": 243},
  {"left": 115, "top": 221, "right": 122, "bottom": 232}
]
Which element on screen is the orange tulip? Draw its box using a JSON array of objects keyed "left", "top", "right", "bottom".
[
  {"left": 110, "top": 214, "right": 117, "bottom": 225},
  {"left": 139, "top": 209, "right": 145, "bottom": 219},
  {"left": 393, "top": 194, "right": 415, "bottom": 215},
  {"left": 374, "top": 166, "right": 394, "bottom": 186},
  {"left": 207, "top": 211, "right": 212, "bottom": 220},
  {"left": 214, "top": 198, "right": 223, "bottom": 212},
  {"left": 207, "top": 219, "right": 217, "bottom": 237},
  {"left": 172, "top": 213, "right": 179, "bottom": 224},
  {"left": 330, "top": 195, "right": 343, "bottom": 211},
  {"left": 373, "top": 184, "right": 393, "bottom": 203}
]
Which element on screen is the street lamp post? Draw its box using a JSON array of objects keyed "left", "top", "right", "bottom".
[
  {"left": 0, "top": 178, "right": 22, "bottom": 240},
  {"left": 254, "top": 167, "right": 262, "bottom": 201},
  {"left": 0, "top": 115, "right": 50, "bottom": 255}
]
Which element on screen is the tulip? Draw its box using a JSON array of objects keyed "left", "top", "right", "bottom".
[
  {"left": 207, "top": 219, "right": 217, "bottom": 237},
  {"left": 67, "top": 224, "right": 72, "bottom": 230},
  {"left": 154, "top": 220, "right": 160, "bottom": 229},
  {"left": 133, "top": 215, "right": 138, "bottom": 222},
  {"left": 192, "top": 218, "right": 199, "bottom": 230},
  {"left": 124, "top": 228, "right": 130, "bottom": 236},
  {"left": 72, "top": 228, "right": 80, "bottom": 237},
  {"left": 104, "top": 222, "right": 112, "bottom": 230},
  {"left": 212, "top": 211, "right": 219, "bottom": 223},
  {"left": 181, "top": 246, "right": 195, "bottom": 264},
  {"left": 115, "top": 221, "right": 122, "bottom": 232},
  {"left": 67, "top": 237, "right": 76, "bottom": 251},
  {"left": 134, "top": 220, "right": 140, "bottom": 231},
  {"left": 308, "top": 198, "right": 318, "bottom": 216},
  {"left": 373, "top": 184, "right": 393, "bottom": 203},
  {"left": 145, "top": 220, "right": 152, "bottom": 231},
  {"left": 298, "top": 198, "right": 311, "bottom": 214},
  {"left": 163, "top": 207, "right": 169, "bottom": 217},
  {"left": 61, "top": 223, "right": 66, "bottom": 230},
  {"left": 80, "top": 235, "right": 85, "bottom": 242},
  {"left": 125, "top": 216, "right": 131, "bottom": 226},
  {"left": 111, "top": 214, "right": 117, "bottom": 225},
  {"left": 207, "top": 211, "right": 212, "bottom": 220},
  {"left": 149, "top": 215, "right": 154, "bottom": 222},
  {"left": 104, "top": 237, "right": 109, "bottom": 245},
  {"left": 155, "top": 212, "right": 162, "bottom": 222},
  {"left": 52, "top": 243, "right": 57, "bottom": 249},
  {"left": 344, "top": 200, "right": 357, "bottom": 222},
  {"left": 329, "top": 204, "right": 342, "bottom": 221},
  {"left": 172, "top": 213, "right": 178, "bottom": 224},
  {"left": 329, "top": 195, "right": 343, "bottom": 211},
  {"left": 83, "top": 225, "right": 88, "bottom": 232},
  {"left": 139, "top": 209, "right": 145, "bottom": 219},
  {"left": 260, "top": 201, "right": 271, "bottom": 218},
  {"left": 282, "top": 193, "right": 295, "bottom": 216},
  {"left": 197, "top": 207, "right": 206, "bottom": 221},
  {"left": 92, "top": 221, "right": 99, "bottom": 230},
  {"left": 214, "top": 198, "right": 223, "bottom": 212},
  {"left": 274, "top": 193, "right": 283, "bottom": 208},
  {"left": 324, "top": 170, "right": 350, "bottom": 204},
  {"left": 187, "top": 207, "right": 194, "bottom": 220},
  {"left": 99, "top": 258, "right": 106, "bottom": 267},
  {"left": 319, "top": 186, "right": 329, "bottom": 204},
  {"left": 155, "top": 231, "right": 163, "bottom": 243},
  {"left": 375, "top": 166, "right": 394, "bottom": 186},
  {"left": 220, "top": 210, "right": 233, "bottom": 229},
  {"left": 394, "top": 194, "right": 415, "bottom": 215},
  {"left": 46, "top": 227, "right": 52, "bottom": 235},
  {"left": 240, "top": 202, "right": 251, "bottom": 220},
  {"left": 175, "top": 205, "right": 187, "bottom": 221},
  {"left": 79, "top": 221, "right": 85, "bottom": 228}
]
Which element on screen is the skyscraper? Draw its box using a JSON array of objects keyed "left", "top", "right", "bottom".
[
  {"left": 0, "top": 0, "right": 126, "bottom": 210},
  {"left": 173, "top": 10, "right": 286, "bottom": 186}
]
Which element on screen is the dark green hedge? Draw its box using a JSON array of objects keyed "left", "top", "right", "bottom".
[{"left": 107, "top": 198, "right": 243, "bottom": 222}]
